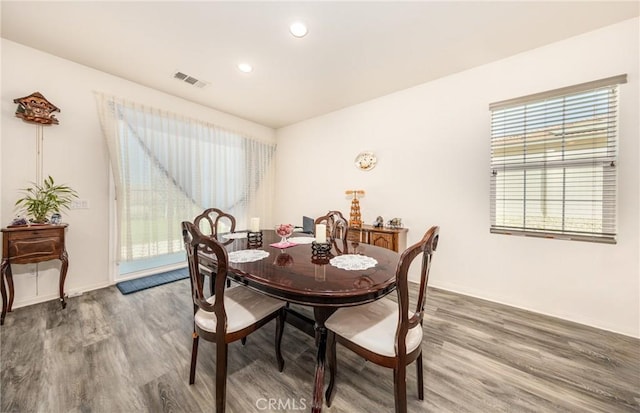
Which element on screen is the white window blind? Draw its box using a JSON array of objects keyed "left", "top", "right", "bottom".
[{"left": 490, "top": 74, "right": 626, "bottom": 244}]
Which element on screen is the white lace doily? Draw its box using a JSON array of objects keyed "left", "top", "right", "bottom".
[
  {"left": 222, "top": 232, "right": 247, "bottom": 240},
  {"left": 228, "top": 249, "right": 269, "bottom": 263},
  {"left": 330, "top": 254, "right": 378, "bottom": 271},
  {"left": 288, "top": 236, "right": 315, "bottom": 244}
]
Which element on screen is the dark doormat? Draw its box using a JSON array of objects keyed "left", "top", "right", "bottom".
[{"left": 116, "top": 268, "right": 189, "bottom": 295}]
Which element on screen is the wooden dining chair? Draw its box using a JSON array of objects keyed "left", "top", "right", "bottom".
[
  {"left": 324, "top": 226, "right": 440, "bottom": 413},
  {"left": 194, "top": 208, "right": 237, "bottom": 292},
  {"left": 182, "top": 221, "right": 287, "bottom": 413},
  {"left": 314, "top": 210, "right": 349, "bottom": 253}
]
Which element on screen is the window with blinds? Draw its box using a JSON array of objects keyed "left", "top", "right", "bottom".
[{"left": 489, "top": 74, "right": 626, "bottom": 244}]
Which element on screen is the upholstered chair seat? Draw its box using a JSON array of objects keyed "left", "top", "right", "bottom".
[
  {"left": 195, "top": 286, "right": 286, "bottom": 334},
  {"left": 325, "top": 298, "right": 422, "bottom": 358}
]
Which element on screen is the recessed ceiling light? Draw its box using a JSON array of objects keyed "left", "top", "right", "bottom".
[
  {"left": 289, "top": 21, "right": 308, "bottom": 38},
  {"left": 238, "top": 63, "right": 253, "bottom": 73}
]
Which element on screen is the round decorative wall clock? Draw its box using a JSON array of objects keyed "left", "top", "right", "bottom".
[{"left": 354, "top": 151, "right": 377, "bottom": 171}]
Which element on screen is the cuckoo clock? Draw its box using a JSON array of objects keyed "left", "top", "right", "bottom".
[{"left": 13, "top": 92, "right": 60, "bottom": 125}]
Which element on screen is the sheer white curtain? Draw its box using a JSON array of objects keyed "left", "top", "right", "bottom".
[{"left": 95, "top": 93, "right": 276, "bottom": 263}]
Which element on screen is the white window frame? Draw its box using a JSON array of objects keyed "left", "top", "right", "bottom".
[{"left": 489, "top": 74, "right": 627, "bottom": 244}]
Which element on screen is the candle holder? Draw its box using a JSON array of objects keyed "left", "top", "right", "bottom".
[
  {"left": 247, "top": 231, "right": 263, "bottom": 245},
  {"left": 311, "top": 241, "right": 332, "bottom": 258}
]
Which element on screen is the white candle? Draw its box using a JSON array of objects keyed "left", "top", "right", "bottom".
[
  {"left": 315, "top": 224, "right": 327, "bottom": 243},
  {"left": 250, "top": 217, "right": 260, "bottom": 232}
]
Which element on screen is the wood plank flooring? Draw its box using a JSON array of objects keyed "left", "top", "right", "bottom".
[{"left": 1, "top": 280, "right": 638, "bottom": 412}]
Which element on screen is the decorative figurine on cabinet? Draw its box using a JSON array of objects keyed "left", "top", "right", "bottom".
[
  {"left": 387, "top": 217, "right": 403, "bottom": 229},
  {"left": 345, "top": 189, "right": 365, "bottom": 228}
]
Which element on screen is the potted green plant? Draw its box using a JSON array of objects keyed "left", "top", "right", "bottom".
[{"left": 14, "top": 175, "right": 79, "bottom": 224}]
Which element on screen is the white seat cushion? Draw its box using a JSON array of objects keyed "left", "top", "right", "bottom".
[
  {"left": 194, "top": 286, "right": 286, "bottom": 334},
  {"left": 325, "top": 297, "right": 423, "bottom": 358}
]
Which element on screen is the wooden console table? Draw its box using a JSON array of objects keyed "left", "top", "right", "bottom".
[
  {"left": 1, "top": 224, "right": 69, "bottom": 325},
  {"left": 346, "top": 224, "right": 408, "bottom": 252}
]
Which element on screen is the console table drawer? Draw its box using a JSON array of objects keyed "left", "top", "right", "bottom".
[
  {"left": 8, "top": 236, "right": 62, "bottom": 263},
  {"left": 4, "top": 226, "right": 65, "bottom": 264}
]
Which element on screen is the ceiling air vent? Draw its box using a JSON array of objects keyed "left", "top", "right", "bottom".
[{"left": 172, "top": 71, "right": 209, "bottom": 88}]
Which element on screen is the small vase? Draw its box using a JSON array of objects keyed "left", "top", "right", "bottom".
[{"left": 275, "top": 224, "right": 294, "bottom": 244}]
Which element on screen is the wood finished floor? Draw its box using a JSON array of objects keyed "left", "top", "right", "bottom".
[{"left": 1, "top": 280, "right": 638, "bottom": 413}]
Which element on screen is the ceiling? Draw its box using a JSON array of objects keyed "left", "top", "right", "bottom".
[{"left": 1, "top": 1, "right": 638, "bottom": 129}]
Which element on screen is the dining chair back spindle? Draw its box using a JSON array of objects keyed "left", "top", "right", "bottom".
[
  {"left": 193, "top": 207, "right": 236, "bottom": 240},
  {"left": 324, "top": 225, "right": 440, "bottom": 413}
]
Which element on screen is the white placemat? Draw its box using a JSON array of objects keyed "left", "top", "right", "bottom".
[
  {"left": 228, "top": 249, "right": 269, "bottom": 263},
  {"left": 288, "top": 236, "right": 315, "bottom": 244},
  {"left": 329, "top": 254, "right": 378, "bottom": 271},
  {"left": 222, "top": 232, "right": 247, "bottom": 239}
]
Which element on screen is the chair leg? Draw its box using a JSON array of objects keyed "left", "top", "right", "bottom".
[
  {"left": 241, "top": 337, "right": 247, "bottom": 346},
  {"left": 393, "top": 365, "right": 408, "bottom": 413},
  {"left": 189, "top": 332, "right": 199, "bottom": 385},
  {"left": 325, "top": 331, "right": 337, "bottom": 407},
  {"left": 275, "top": 308, "right": 286, "bottom": 372},
  {"left": 216, "top": 342, "right": 228, "bottom": 413},
  {"left": 416, "top": 350, "right": 424, "bottom": 400}
]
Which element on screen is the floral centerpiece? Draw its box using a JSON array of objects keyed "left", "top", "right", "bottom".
[{"left": 275, "top": 223, "right": 294, "bottom": 244}]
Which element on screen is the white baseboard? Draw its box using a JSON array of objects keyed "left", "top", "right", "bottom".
[{"left": 10, "top": 280, "right": 113, "bottom": 310}]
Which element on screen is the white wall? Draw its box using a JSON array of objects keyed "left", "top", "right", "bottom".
[
  {"left": 275, "top": 18, "right": 640, "bottom": 337},
  {"left": 1, "top": 39, "right": 275, "bottom": 308},
  {"left": 2, "top": 19, "right": 638, "bottom": 337}
]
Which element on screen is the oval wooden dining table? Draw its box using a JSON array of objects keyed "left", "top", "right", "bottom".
[{"left": 199, "top": 229, "right": 400, "bottom": 413}]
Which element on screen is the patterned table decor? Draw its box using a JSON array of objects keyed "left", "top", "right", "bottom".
[
  {"left": 269, "top": 241, "right": 298, "bottom": 249},
  {"left": 311, "top": 241, "right": 332, "bottom": 258},
  {"left": 288, "top": 236, "right": 316, "bottom": 244},
  {"left": 329, "top": 254, "right": 378, "bottom": 271},
  {"left": 228, "top": 249, "right": 269, "bottom": 263}
]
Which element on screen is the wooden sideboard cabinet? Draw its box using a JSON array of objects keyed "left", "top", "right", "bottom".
[
  {"left": 1, "top": 224, "right": 69, "bottom": 325},
  {"left": 346, "top": 224, "right": 408, "bottom": 253}
]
